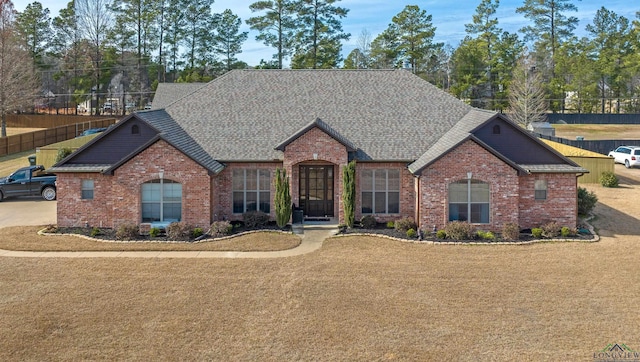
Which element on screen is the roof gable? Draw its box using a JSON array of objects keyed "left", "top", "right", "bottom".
[{"left": 275, "top": 118, "right": 356, "bottom": 152}]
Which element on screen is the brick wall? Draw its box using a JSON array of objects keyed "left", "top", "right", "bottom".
[
  {"left": 518, "top": 173, "right": 578, "bottom": 229},
  {"left": 57, "top": 140, "right": 211, "bottom": 228},
  {"left": 282, "top": 127, "right": 349, "bottom": 222},
  {"left": 418, "top": 140, "right": 520, "bottom": 232}
]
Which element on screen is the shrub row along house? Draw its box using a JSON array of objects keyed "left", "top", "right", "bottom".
[{"left": 51, "top": 69, "right": 587, "bottom": 232}]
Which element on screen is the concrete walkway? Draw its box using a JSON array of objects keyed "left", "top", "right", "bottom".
[{"left": 0, "top": 223, "right": 337, "bottom": 259}]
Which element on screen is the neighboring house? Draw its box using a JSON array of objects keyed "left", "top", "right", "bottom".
[{"left": 50, "top": 69, "right": 587, "bottom": 232}]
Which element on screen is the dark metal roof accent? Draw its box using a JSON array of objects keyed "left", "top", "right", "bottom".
[{"left": 275, "top": 117, "right": 357, "bottom": 152}]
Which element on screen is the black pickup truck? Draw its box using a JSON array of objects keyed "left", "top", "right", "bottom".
[{"left": 0, "top": 165, "right": 57, "bottom": 201}]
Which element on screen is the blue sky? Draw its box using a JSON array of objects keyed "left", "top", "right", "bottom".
[{"left": 12, "top": 0, "right": 640, "bottom": 66}]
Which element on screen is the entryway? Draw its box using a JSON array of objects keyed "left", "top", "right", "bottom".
[{"left": 299, "top": 165, "right": 334, "bottom": 218}]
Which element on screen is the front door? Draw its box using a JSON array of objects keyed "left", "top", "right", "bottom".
[{"left": 299, "top": 165, "right": 334, "bottom": 217}]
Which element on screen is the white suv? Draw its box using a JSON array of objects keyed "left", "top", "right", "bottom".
[{"left": 608, "top": 146, "right": 640, "bottom": 168}]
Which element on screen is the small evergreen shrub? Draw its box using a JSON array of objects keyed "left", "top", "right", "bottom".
[
  {"left": 531, "top": 228, "right": 543, "bottom": 238},
  {"left": 541, "top": 221, "right": 561, "bottom": 238},
  {"left": 243, "top": 211, "right": 270, "bottom": 229},
  {"left": 599, "top": 171, "right": 618, "bottom": 188},
  {"left": 577, "top": 187, "right": 598, "bottom": 216},
  {"left": 166, "top": 222, "right": 192, "bottom": 241},
  {"left": 149, "top": 227, "right": 161, "bottom": 238},
  {"left": 192, "top": 227, "right": 204, "bottom": 238},
  {"left": 360, "top": 215, "right": 377, "bottom": 229},
  {"left": 394, "top": 217, "right": 417, "bottom": 233},
  {"left": 90, "top": 227, "right": 101, "bottom": 237},
  {"left": 501, "top": 223, "right": 520, "bottom": 241},
  {"left": 210, "top": 221, "right": 233, "bottom": 237},
  {"left": 444, "top": 221, "right": 475, "bottom": 240},
  {"left": 116, "top": 224, "right": 139, "bottom": 240},
  {"left": 55, "top": 147, "right": 74, "bottom": 162},
  {"left": 406, "top": 228, "right": 417, "bottom": 238},
  {"left": 436, "top": 230, "right": 447, "bottom": 239},
  {"left": 386, "top": 221, "right": 395, "bottom": 229},
  {"left": 560, "top": 226, "right": 574, "bottom": 237},
  {"left": 476, "top": 230, "right": 495, "bottom": 241}
]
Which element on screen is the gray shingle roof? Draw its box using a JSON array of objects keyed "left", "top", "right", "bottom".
[
  {"left": 164, "top": 69, "right": 474, "bottom": 161},
  {"left": 134, "top": 110, "right": 225, "bottom": 174},
  {"left": 151, "top": 83, "right": 206, "bottom": 110}
]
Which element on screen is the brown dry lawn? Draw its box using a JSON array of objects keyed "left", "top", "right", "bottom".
[
  {"left": 0, "top": 165, "right": 638, "bottom": 360},
  {"left": 553, "top": 123, "right": 640, "bottom": 140}
]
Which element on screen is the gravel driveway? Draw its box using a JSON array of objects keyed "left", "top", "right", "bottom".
[{"left": 0, "top": 198, "right": 56, "bottom": 227}]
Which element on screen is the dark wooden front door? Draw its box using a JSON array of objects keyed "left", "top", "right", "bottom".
[{"left": 299, "top": 165, "right": 334, "bottom": 217}]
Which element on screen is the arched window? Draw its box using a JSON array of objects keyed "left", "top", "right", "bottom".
[
  {"left": 141, "top": 179, "right": 182, "bottom": 222},
  {"left": 131, "top": 124, "right": 140, "bottom": 134},
  {"left": 492, "top": 125, "right": 501, "bottom": 134},
  {"left": 449, "top": 179, "right": 489, "bottom": 223}
]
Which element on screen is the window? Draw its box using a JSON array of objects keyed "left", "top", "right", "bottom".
[
  {"left": 141, "top": 179, "right": 182, "bottom": 222},
  {"left": 131, "top": 124, "right": 140, "bottom": 134},
  {"left": 81, "top": 179, "right": 94, "bottom": 200},
  {"left": 492, "top": 125, "right": 501, "bottom": 134},
  {"left": 233, "top": 169, "right": 270, "bottom": 214},
  {"left": 361, "top": 169, "right": 400, "bottom": 214},
  {"left": 449, "top": 179, "right": 489, "bottom": 223},
  {"left": 535, "top": 180, "right": 547, "bottom": 200}
]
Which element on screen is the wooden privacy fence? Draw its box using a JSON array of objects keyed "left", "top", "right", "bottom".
[
  {"left": 6, "top": 114, "right": 110, "bottom": 128},
  {"left": 0, "top": 119, "right": 116, "bottom": 157}
]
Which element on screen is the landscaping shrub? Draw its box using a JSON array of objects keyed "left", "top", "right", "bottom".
[
  {"left": 55, "top": 147, "right": 74, "bottom": 162},
  {"left": 406, "top": 228, "right": 417, "bottom": 238},
  {"left": 394, "top": 217, "right": 417, "bottom": 233},
  {"left": 360, "top": 215, "right": 377, "bottom": 229},
  {"left": 192, "top": 227, "right": 204, "bottom": 238},
  {"left": 386, "top": 221, "right": 395, "bottom": 229},
  {"left": 436, "top": 230, "right": 447, "bottom": 239},
  {"left": 116, "top": 224, "right": 139, "bottom": 240},
  {"left": 531, "top": 228, "right": 543, "bottom": 238},
  {"left": 577, "top": 187, "right": 598, "bottom": 216},
  {"left": 501, "top": 223, "right": 520, "bottom": 241},
  {"left": 599, "top": 171, "right": 619, "bottom": 188},
  {"left": 243, "top": 211, "right": 270, "bottom": 229},
  {"left": 476, "top": 230, "right": 495, "bottom": 241},
  {"left": 541, "top": 221, "right": 561, "bottom": 238},
  {"left": 166, "top": 222, "right": 192, "bottom": 241},
  {"left": 342, "top": 161, "right": 356, "bottom": 228},
  {"left": 561, "top": 226, "right": 574, "bottom": 237},
  {"left": 210, "top": 221, "right": 233, "bottom": 237},
  {"left": 444, "top": 221, "right": 475, "bottom": 240},
  {"left": 90, "top": 227, "right": 101, "bottom": 237},
  {"left": 149, "top": 227, "right": 161, "bottom": 238}
]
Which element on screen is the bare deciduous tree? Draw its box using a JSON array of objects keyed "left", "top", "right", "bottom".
[
  {"left": 0, "top": 0, "right": 39, "bottom": 137},
  {"left": 508, "top": 55, "right": 547, "bottom": 129}
]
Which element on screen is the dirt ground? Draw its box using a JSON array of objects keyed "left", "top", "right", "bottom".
[{"left": 0, "top": 165, "right": 639, "bottom": 360}]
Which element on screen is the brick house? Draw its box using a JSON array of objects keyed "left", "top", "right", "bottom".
[{"left": 51, "top": 69, "right": 587, "bottom": 232}]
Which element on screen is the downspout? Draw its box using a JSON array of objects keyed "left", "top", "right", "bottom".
[{"left": 414, "top": 174, "right": 421, "bottom": 230}]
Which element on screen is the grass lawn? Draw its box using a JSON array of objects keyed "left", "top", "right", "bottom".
[
  {"left": 0, "top": 150, "right": 34, "bottom": 177},
  {"left": 553, "top": 123, "right": 640, "bottom": 140}
]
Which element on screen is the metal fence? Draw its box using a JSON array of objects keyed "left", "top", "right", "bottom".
[
  {"left": 545, "top": 114, "right": 640, "bottom": 124},
  {"left": 537, "top": 134, "right": 640, "bottom": 155}
]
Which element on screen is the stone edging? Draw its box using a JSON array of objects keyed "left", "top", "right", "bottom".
[
  {"left": 37, "top": 228, "right": 297, "bottom": 244},
  {"left": 332, "top": 217, "right": 599, "bottom": 245}
]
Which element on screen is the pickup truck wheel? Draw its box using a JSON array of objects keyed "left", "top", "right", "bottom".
[{"left": 42, "top": 186, "right": 56, "bottom": 201}]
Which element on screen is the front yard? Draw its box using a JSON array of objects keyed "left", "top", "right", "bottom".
[{"left": 0, "top": 165, "right": 639, "bottom": 360}]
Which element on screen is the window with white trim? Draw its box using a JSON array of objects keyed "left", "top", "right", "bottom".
[
  {"left": 233, "top": 169, "right": 271, "bottom": 214},
  {"left": 448, "top": 179, "right": 489, "bottom": 223},
  {"left": 141, "top": 179, "right": 182, "bottom": 222},
  {"left": 81, "top": 179, "right": 94, "bottom": 200},
  {"left": 535, "top": 180, "right": 547, "bottom": 200},
  {"left": 361, "top": 169, "right": 400, "bottom": 214}
]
